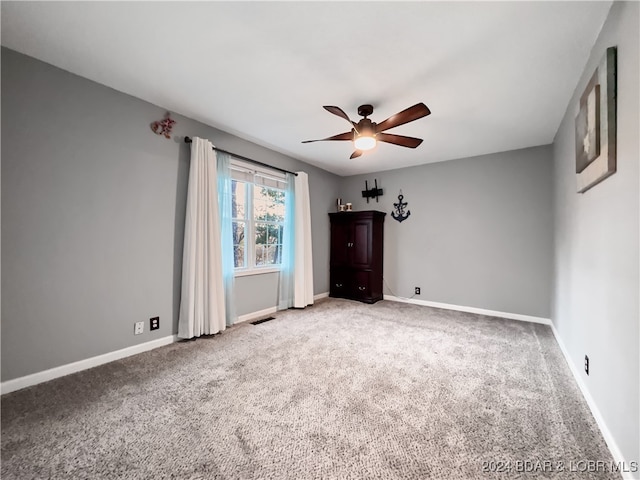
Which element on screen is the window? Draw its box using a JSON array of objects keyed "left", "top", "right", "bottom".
[{"left": 230, "top": 161, "right": 287, "bottom": 274}]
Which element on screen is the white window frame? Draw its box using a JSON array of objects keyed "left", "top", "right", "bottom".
[{"left": 230, "top": 159, "right": 287, "bottom": 277}]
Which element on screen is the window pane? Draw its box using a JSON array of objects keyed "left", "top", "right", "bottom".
[
  {"left": 266, "top": 224, "right": 277, "bottom": 245},
  {"left": 255, "top": 243, "right": 265, "bottom": 266},
  {"left": 264, "top": 245, "right": 272, "bottom": 265},
  {"left": 255, "top": 222, "right": 268, "bottom": 248},
  {"left": 232, "top": 180, "right": 246, "bottom": 219},
  {"left": 233, "top": 221, "right": 245, "bottom": 268},
  {"left": 274, "top": 226, "right": 284, "bottom": 265},
  {"left": 234, "top": 245, "right": 245, "bottom": 268},
  {"left": 271, "top": 244, "right": 282, "bottom": 265},
  {"left": 255, "top": 222, "right": 266, "bottom": 267},
  {"left": 254, "top": 222, "right": 282, "bottom": 266},
  {"left": 254, "top": 186, "right": 285, "bottom": 222}
]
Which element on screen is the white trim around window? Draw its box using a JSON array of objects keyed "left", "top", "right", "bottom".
[{"left": 234, "top": 267, "right": 281, "bottom": 277}]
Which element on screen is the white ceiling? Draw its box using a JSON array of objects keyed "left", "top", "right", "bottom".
[{"left": 2, "top": 1, "right": 611, "bottom": 176}]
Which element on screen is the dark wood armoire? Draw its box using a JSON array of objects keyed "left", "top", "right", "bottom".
[{"left": 329, "top": 210, "right": 385, "bottom": 303}]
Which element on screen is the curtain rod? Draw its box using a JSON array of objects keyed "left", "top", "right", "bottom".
[{"left": 184, "top": 137, "right": 298, "bottom": 177}]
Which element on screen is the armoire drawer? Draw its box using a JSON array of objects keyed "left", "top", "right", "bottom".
[
  {"left": 352, "top": 270, "right": 372, "bottom": 300},
  {"left": 330, "top": 269, "right": 350, "bottom": 298}
]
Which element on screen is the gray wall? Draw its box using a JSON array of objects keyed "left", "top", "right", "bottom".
[
  {"left": 1, "top": 48, "right": 340, "bottom": 381},
  {"left": 339, "top": 146, "right": 553, "bottom": 318},
  {"left": 551, "top": 1, "right": 639, "bottom": 465},
  {"left": 234, "top": 272, "right": 279, "bottom": 317}
]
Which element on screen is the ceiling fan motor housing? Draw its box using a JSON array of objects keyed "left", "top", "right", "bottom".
[
  {"left": 357, "top": 118, "right": 376, "bottom": 137},
  {"left": 358, "top": 104, "right": 374, "bottom": 117}
]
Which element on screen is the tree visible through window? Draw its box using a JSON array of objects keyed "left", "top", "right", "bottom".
[{"left": 232, "top": 179, "right": 285, "bottom": 271}]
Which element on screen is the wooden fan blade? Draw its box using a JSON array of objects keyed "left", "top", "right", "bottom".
[
  {"left": 324, "top": 106, "right": 357, "bottom": 130},
  {"left": 350, "top": 150, "right": 363, "bottom": 159},
  {"left": 302, "top": 131, "right": 353, "bottom": 143},
  {"left": 376, "top": 132, "right": 423, "bottom": 149},
  {"left": 324, "top": 105, "right": 354, "bottom": 122},
  {"left": 375, "top": 103, "right": 431, "bottom": 133}
]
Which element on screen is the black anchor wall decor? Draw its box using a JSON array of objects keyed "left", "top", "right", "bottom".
[{"left": 391, "top": 190, "right": 411, "bottom": 223}]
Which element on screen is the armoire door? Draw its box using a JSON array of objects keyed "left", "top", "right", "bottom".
[
  {"left": 351, "top": 220, "right": 372, "bottom": 268},
  {"left": 330, "top": 221, "right": 350, "bottom": 267}
]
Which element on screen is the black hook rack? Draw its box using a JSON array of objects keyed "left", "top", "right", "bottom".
[{"left": 362, "top": 179, "right": 383, "bottom": 203}]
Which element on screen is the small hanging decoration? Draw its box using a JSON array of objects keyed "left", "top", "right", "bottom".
[
  {"left": 391, "top": 190, "right": 411, "bottom": 223},
  {"left": 362, "top": 179, "right": 383, "bottom": 203},
  {"left": 150, "top": 112, "right": 176, "bottom": 139}
]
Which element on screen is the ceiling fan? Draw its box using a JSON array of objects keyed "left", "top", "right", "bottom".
[{"left": 302, "top": 103, "right": 431, "bottom": 159}]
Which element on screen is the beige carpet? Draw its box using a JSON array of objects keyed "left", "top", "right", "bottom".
[{"left": 1, "top": 298, "right": 618, "bottom": 479}]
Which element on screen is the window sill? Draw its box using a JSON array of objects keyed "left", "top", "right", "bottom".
[{"left": 235, "top": 267, "right": 281, "bottom": 278}]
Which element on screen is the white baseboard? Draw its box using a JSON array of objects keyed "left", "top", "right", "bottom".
[
  {"left": 235, "top": 306, "right": 278, "bottom": 324},
  {"left": 550, "top": 325, "right": 635, "bottom": 479},
  {"left": 235, "top": 293, "right": 328, "bottom": 325},
  {"left": 383, "top": 295, "right": 551, "bottom": 325},
  {"left": 1, "top": 335, "right": 178, "bottom": 395}
]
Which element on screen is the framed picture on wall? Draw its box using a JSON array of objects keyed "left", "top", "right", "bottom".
[
  {"left": 575, "top": 46, "right": 617, "bottom": 193},
  {"left": 575, "top": 72, "right": 600, "bottom": 173}
]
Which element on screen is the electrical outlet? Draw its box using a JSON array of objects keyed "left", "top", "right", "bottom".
[
  {"left": 134, "top": 321, "right": 144, "bottom": 335},
  {"left": 150, "top": 316, "right": 159, "bottom": 331},
  {"left": 584, "top": 355, "right": 589, "bottom": 375},
  {"left": 415, "top": 287, "right": 421, "bottom": 295}
]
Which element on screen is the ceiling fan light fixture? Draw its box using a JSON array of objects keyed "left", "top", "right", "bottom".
[
  {"left": 302, "top": 103, "right": 430, "bottom": 159},
  {"left": 354, "top": 135, "right": 377, "bottom": 151}
]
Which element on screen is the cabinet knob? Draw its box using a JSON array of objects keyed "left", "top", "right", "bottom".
[
  {"left": 336, "top": 283, "right": 343, "bottom": 288},
  {"left": 358, "top": 286, "right": 366, "bottom": 291}
]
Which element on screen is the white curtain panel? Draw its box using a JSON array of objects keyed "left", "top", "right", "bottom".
[
  {"left": 293, "top": 172, "right": 314, "bottom": 308},
  {"left": 178, "top": 137, "right": 226, "bottom": 338},
  {"left": 277, "top": 172, "right": 296, "bottom": 310}
]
